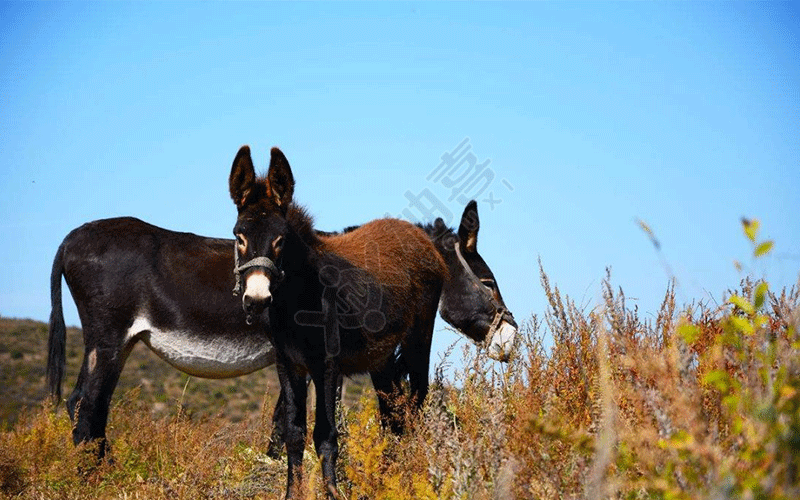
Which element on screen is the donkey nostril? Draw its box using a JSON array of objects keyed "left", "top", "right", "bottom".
[{"left": 243, "top": 293, "right": 271, "bottom": 314}]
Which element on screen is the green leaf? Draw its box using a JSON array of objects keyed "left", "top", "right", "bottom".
[
  {"left": 754, "top": 240, "right": 774, "bottom": 257},
  {"left": 704, "top": 370, "right": 730, "bottom": 392},
  {"left": 728, "top": 315, "right": 755, "bottom": 335},
  {"left": 677, "top": 324, "right": 700, "bottom": 345},
  {"left": 742, "top": 217, "right": 759, "bottom": 242},
  {"left": 729, "top": 294, "right": 754, "bottom": 315},
  {"left": 754, "top": 281, "right": 769, "bottom": 310}
]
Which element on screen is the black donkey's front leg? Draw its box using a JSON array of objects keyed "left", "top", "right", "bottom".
[
  {"left": 269, "top": 373, "right": 343, "bottom": 459},
  {"left": 277, "top": 358, "right": 308, "bottom": 500},
  {"left": 312, "top": 358, "right": 343, "bottom": 500},
  {"left": 268, "top": 387, "right": 287, "bottom": 458}
]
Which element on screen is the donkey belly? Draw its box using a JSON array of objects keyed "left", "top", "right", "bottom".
[{"left": 129, "top": 317, "right": 275, "bottom": 378}]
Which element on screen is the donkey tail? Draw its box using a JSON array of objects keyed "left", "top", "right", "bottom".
[{"left": 47, "top": 240, "right": 68, "bottom": 403}]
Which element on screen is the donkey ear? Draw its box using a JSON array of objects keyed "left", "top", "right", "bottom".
[
  {"left": 230, "top": 145, "right": 256, "bottom": 209},
  {"left": 267, "top": 147, "right": 295, "bottom": 211},
  {"left": 429, "top": 217, "right": 449, "bottom": 243},
  {"left": 457, "top": 200, "right": 479, "bottom": 252}
]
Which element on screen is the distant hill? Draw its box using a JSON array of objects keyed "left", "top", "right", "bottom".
[{"left": 0, "top": 316, "right": 371, "bottom": 428}]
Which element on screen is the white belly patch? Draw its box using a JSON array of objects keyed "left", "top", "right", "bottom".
[{"left": 127, "top": 316, "right": 276, "bottom": 378}]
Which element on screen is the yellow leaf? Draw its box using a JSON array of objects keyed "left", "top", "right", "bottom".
[
  {"left": 742, "top": 217, "right": 759, "bottom": 242},
  {"left": 729, "top": 295, "right": 754, "bottom": 315},
  {"left": 728, "top": 315, "right": 755, "bottom": 335},
  {"left": 677, "top": 324, "right": 700, "bottom": 345},
  {"left": 780, "top": 385, "right": 798, "bottom": 401},
  {"left": 754, "top": 282, "right": 769, "bottom": 310},
  {"left": 754, "top": 240, "right": 774, "bottom": 258}
]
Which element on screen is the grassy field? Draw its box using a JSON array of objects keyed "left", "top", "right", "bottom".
[
  {"left": 1, "top": 229, "right": 798, "bottom": 499},
  {"left": 0, "top": 317, "right": 280, "bottom": 428}
]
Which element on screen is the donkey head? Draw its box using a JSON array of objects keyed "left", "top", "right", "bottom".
[
  {"left": 435, "top": 201, "right": 518, "bottom": 361},
  {"left": 229, "top": 146, "right": 294, "bottom": 323}
]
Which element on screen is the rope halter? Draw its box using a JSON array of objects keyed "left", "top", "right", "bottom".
[
  {"left": 453, "top": 241, "right": 516, "bottom": 344},
  {"left": 232, "top": 242, "right": 285, "bottom": 297}
]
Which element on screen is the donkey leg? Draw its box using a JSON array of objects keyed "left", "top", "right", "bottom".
[
  {"left": 312, "top": 360, "right": 342, "bottom": 500},
  {"left": 67, "top": 344, "right": 126, "bottom": 462},
  {"left": 277, "top": 360, "right": 308, "bottom": 500},
  {"left": 369, "top": 359, "right": 405, "bottom": 435},
  {"left": 66, "top": 357, "right": 88, "bottom": 423},
  {"left": 403, "top": 314, "right": 436, "bottom": 411},
  {"left": 268, "top": 375, "right": 323, "bottom": 458},
  {"left": 267, "top": 387, "right": 287, "bottom": 458}
]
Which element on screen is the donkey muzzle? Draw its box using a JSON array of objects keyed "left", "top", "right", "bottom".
[
  {"left": 487, "top": 320, "right": 518, "bottom": 362},
  {"left": 242, "top": 271, "right": 273, "bottom": 318}
]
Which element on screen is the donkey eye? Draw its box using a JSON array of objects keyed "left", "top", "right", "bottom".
[
  {"left": 480, "top": 279, "right": 496, "bottom": 289},
  {"left": 272, "top": 235, "right": 285, "bottom": 253},
  {"left": 235, "top": 234, "right": 247, "bottom": 250}
]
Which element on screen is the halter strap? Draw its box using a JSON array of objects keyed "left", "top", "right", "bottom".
[
  {"left": 453, "top": 241, "right": 515, "bottom": 341},
  {"left": 453, "top": 241, "right": 494, "bottom": 302},
  {"left": 232, "top": 243, "right": 285, "bottom": 296}
]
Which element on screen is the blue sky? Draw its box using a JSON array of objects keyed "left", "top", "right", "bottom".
[{"left": 1, "top": 2, "right": 798, "bottom": 365}]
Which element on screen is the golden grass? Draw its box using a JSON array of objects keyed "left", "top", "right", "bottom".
[{"left": 2, "top": 265, "right": 798, "bottom": 499}]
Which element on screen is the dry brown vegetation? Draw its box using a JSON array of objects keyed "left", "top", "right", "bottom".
[{"left": 2, "top": 223, "right": 799, "bottom": 499}]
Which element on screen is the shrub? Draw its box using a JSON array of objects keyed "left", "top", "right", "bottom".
[{"left": 2, "top": 217, "right": 797, "bottom": 499}]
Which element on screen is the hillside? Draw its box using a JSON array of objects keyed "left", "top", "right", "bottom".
[{"left": 0, "top": 316, "right": 371, "bottom": 428}]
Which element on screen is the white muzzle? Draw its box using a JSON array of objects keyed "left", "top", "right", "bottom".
[
  {"left": 487, "top": 320, "right": 517, "bottom": 361},
  {"left": 243, "top": 272, "right": 272, "bottom": 304}
]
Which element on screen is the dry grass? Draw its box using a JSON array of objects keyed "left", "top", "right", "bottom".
[{"left": 2, "top": 264, "right": 799, "bottom": 499}]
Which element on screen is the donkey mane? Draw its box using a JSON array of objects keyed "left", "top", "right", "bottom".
[
  {"left": 281, "top": 204, "right": 449, "bottom": 293},
  {"left": 417, "top": 222, "right": 456, "bottom": 250},
  {"left": 285, "top": 203, "right": 323, "bottom": 249}
]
